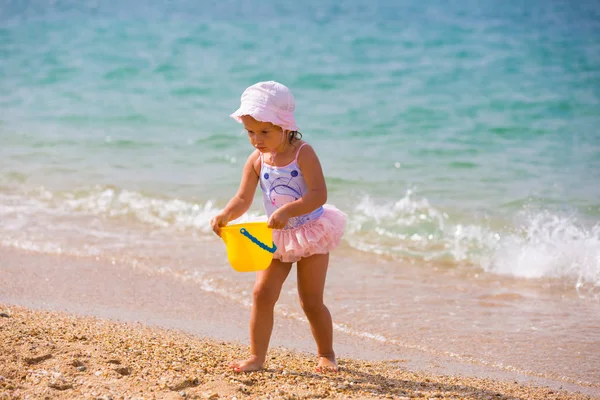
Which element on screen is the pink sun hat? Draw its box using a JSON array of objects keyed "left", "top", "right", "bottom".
[{"left": 230, "top": 81, "right": 299, "bottom": 132}]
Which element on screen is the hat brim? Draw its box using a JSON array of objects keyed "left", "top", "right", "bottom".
[{"left": 230, "top": 106, "right": 298, "bottom": 132}]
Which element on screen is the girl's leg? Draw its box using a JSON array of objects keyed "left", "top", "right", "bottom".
[
  {"left": 296, "top": 253, "right": 338, "bottom": 372},
  {"left": 230, "top": 258, "right": 292, "bottom": 372}
]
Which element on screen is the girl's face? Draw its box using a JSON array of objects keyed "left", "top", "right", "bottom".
[{"left": 241, "top": 115, "right": 285, "bottom": 153}]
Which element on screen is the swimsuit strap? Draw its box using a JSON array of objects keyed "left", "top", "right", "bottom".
[
  {"left": 260, "top": 143, "right": 307, "bottom": 168},
  {"left": 256, "top": 151, "right": 265, "bottom": 178},
  {"left": 293, "top": 143, "right": 309, "bottom": 163}
]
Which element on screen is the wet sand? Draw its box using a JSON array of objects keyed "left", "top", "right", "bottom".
[{"left": 0, "top": 247, "right": 598, "bottom": 399}]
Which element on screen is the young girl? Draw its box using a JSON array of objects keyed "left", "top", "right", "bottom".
[{"left": 210, "top": 81, "right": 347, "bottom": 373}]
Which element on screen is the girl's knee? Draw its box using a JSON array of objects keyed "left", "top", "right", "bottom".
[
  {"left": 299, "top": 298, "right": 325, "bottom": 315},
  {"left": 253, "top": 285, "right": 280, "bottom": 308}
]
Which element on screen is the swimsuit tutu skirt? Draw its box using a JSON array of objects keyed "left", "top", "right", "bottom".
[{"left": 272, "top": 204, "right": 347, "bottom": 263}]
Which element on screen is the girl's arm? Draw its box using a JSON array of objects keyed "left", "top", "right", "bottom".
[
  {"left": 271, "top": 145, "right": 327, "bottom": 227},
  {"left": 211, "top": 150, "right": 260, "bottom": 235}
]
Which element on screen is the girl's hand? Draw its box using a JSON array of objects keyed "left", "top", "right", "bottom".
[
  {"left": 210, "top": 213, "right": 230, "bottom": 236},
  {"left": 268, "top": 208, "right": 290, "bottom": 230}
]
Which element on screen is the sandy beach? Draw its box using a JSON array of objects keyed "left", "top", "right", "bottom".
[
  {"left": 0, "top": 248, "right": 597, "bottom": 400},
  {"left": 1, "top": 304, "right": 595, "bottom": 400}
]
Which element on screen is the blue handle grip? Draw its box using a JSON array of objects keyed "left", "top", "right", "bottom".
[{"left": 240, "top": 228, "right": 277, "bottom": 253}]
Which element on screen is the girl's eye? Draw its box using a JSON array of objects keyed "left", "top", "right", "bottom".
[{"left": 261, "top": 131, "right": 268, "bottom": 135}]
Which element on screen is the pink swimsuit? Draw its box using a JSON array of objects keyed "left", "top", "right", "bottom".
[
  {"left": 259, "top": 143, "right": 324, "bottom": 229},
  {"left": 258, "top": 143, "right": 347, "bottom": 263}
]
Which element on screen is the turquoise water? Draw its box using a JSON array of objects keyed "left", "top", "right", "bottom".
[{"left": 1, "top": 0, "right": 600, "bottom": 290}]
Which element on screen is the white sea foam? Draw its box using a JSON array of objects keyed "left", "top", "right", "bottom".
[
  {"left": 481, "top": 211, "right": 600, "bottom": 296},
  {"left": 1, "top": 186, "right": 599, "bottom": 292},
  {"left": 347, "top": 190, "right": 600, "bottom": 291}
]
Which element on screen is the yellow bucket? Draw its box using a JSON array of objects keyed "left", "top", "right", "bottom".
[{"left": 220, "top": 222, "right": 277, "bottom": 272}]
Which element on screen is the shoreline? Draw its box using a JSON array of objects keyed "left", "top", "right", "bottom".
[
  {"left": 1, "top": 247, "right": 598, "bottom": 398},
  {"left": 1, "top": 304, "right": 594, "bottom": 400}
]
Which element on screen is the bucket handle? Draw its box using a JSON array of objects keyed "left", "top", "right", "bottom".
[{"left": 240, "top": 228, "right": 277, "bottom": 253}]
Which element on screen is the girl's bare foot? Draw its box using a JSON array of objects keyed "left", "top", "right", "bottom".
[
  {"left": 229, "top": 355, "right": 264, "bottom": 373},
  {"left": 315, "top": 355, "right": 338, "bottom": 372}
]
